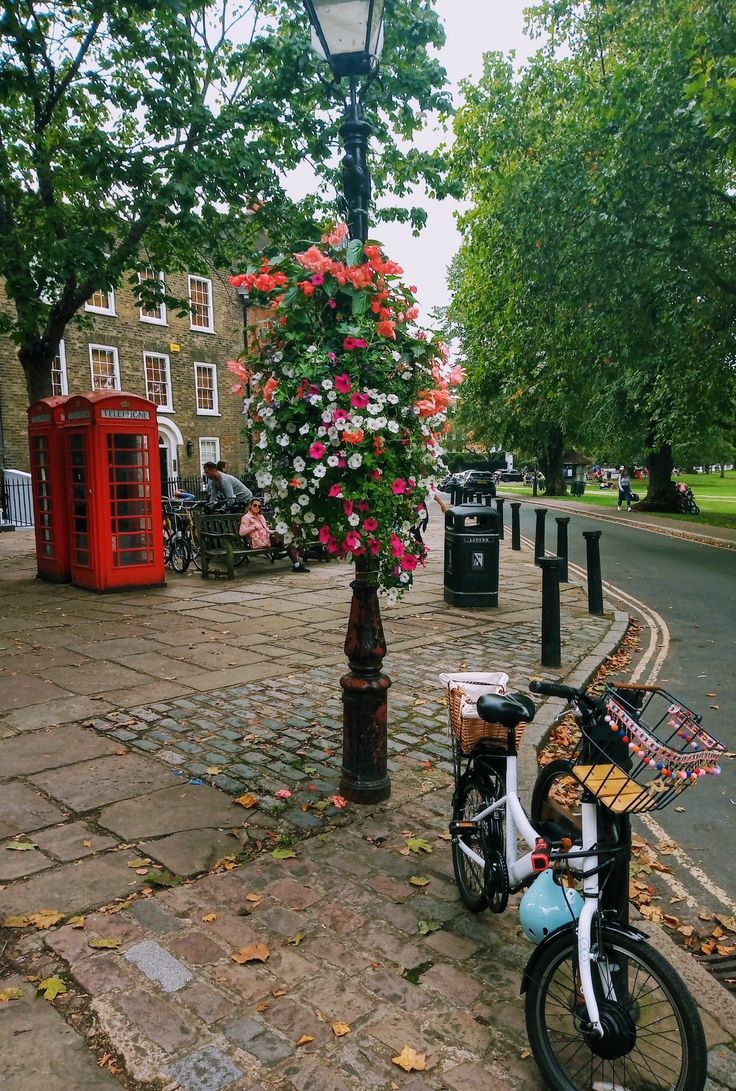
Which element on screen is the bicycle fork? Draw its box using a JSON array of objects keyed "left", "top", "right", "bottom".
[{"left": 576, "top": 800, "right": 606, "bottom": 1037}]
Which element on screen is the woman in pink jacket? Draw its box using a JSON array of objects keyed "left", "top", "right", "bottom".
[{"left": 238, "top": 498, "right": 310, "bottom": 573}]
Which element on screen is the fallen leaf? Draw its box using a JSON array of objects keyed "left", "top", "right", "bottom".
[
  {"left": 69, "top": 916, "right": 86, "bottom": 930},
  {"left": 417, "top": 919, "right": 442, "bottom": 935},
  {"left": 88, "top": 937, "right": 121, "bottom": 949},
  {"left": 234, "top": 793, "right": 259, "bottom": 809},
  {"left": 255, "top": 1001, "right": 269, "bottom": 1013},
  {"left": 404, "top": 837, "right": 433, "bottom": 855},
  {"left": 245, "top": 893, "right": 262, "bottom": 904},
  {"left": 674, "top": 806, "right": 686, "bottom": 812},
  {"left": 146, "top": 869, "right": 179, "bottom": 887},
  {"left": 330, "top": 795, "right": 349, "bottom": 809},
  {"left": 715, "top": 914, "right": 736, "bottom": 933},
  {"left": 0, "top": 987, "right": 24, "bottom": 1003},
  {"left": 520, "top": 1048, "right": 532, "bottom": 1059},
  {"left": 127, "top": 858, "right": 151, "bottom": 869},
  {"left": 710, "top": 705, "right": 720, "bottom": 710},
  {"left": 271, "top": 848, "right": 297, "bottom": 860},
  {"left": 202, "top": 913, "right": 217, "bottom": 923},
  {"left": 332, "top": 1022, "right": 351, "bottom": 1037},
  {"left": 297, "top": 1034, "right": 314, "bottom": 1047},
  {"left": 206, "top": 766, "right": 222, "bottom": 775},
  {"left": 392, "top": 1045, "right": 427, "bottom": 1072},
  {"left": 37, "top": 976, "right": 67, "bottom": 1001},
  {"left": 272, "top": 988, "right": 287, "bottom": 997},
  {"left": 231, "top": 943, "right": 270, "bottom": 964},
  {"left": 409, "top": 875, "right": 430, "bottom": 887},
  {"left": 27, "top": 911, "right": 63, "bottom": 930},
  {"left": 5, "top": 841, "right": 36, "bottom": 852},
  {"left": 1, "top": 915, "right": 30, "bottom": 928},
  {"left": 286, "top": 932, "right": 305, "bottom": 946},
  {"left": 82, "top": 839, "right": 93, "bottom": 848}
]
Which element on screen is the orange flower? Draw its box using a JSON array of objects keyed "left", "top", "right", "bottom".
[
  {"left": 263, "top": 376, "right": 279, "bottom": 404},
  {"left": 343, "top": 429, "right": 365, "bottom": 445},
  {"left": 295, "top": 246, "right": 332, "bottom": 274},
  {"left": 377, "top": 319, "right": 396, "bottom": 340}
]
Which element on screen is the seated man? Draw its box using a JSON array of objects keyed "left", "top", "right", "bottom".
[
  {"left": 202, "top": 462, "right": 252, "bottom": 510},
  {"left": 238, "top": 498, "right": 310, "bottom": 573}
]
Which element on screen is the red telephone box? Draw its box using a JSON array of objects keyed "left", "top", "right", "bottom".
[
  {"left": 28, "top": 395, "right": 72, "bottom": 582},
  {"left": 62, "top": 392, "right": 165, "bottom": 591}
]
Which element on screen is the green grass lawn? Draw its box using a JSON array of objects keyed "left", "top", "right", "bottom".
[{"left": 499, "top": 471, "right": 736, "bottom": 531}]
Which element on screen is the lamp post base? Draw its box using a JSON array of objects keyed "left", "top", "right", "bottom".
[{"left": 339, "top": 560, "right": 391, "bottom": 804}]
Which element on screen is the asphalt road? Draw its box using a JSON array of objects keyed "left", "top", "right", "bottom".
[{"left": 513, "top": 501, "right": 736, "bottom": 915}]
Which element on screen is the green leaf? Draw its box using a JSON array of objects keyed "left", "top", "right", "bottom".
[
  {"left": 271, "top": 847, "right": 298, "bottom": 859},
  {"left": 346, "top": 239, "right": 364, "bottom": 266},
  {"left": 409, "top": 875, "right": 431, "bottom": 887},
  {"left": 417, "top": 919, "right": 442, "bottom": 935},
  {"left": 88, "top": 937, "right": 121, "bottom": 949},
  {"left": 37, "top": 976, "right": 67, "bottom": 1001},
  {"left": 351, "top": 291, "right": 370, "bottom": 318},
  {"left": 145, "top": 869, "right": 180, "bottom": 887},
  {"left": 5, "top": 841, "right": 36, "bottom": 851},
  {"left": 405, "top": 837, "right": 433, "bottom": 855}
]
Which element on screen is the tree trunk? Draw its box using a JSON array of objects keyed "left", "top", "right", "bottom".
[
  {"left": 18, "top": 337, "right": 55, "bottom": 403},
  {"left": 539, "top": 426, "right": 566, "bottom": 496},
  {"left": 637, "top": 441, "right": 679, "bottom": 511}
]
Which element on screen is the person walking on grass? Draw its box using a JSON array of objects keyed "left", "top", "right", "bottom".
[{"left": 618, "top": 467, "right": 633, "bottom": 512}]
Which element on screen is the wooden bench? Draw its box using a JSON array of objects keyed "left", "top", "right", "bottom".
[{"left": 193, "top": 512, "right": 285, "bottom": 579}]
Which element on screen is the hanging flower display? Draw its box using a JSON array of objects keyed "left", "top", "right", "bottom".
[{"left": 228, "top": 225, "right": 464, "bottom": 598}]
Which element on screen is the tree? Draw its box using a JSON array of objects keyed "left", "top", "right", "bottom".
[
  {"left": 449, "top": 1, "right": 736, "bottom": 509},
  {"left": 0, "top": 0, "right": 453, "bottom": 401}
]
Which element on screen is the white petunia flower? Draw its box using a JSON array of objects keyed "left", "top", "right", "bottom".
[
  {"left": 327, "top": 454, "right": 340, "bottom": 467},
  {"left": 275, "top": 522, "right": 289, "bottom": 535},
  {"left": 313, "top": 464, "right": 326, "bottom": 478},
  {"left": 327, "top": 391, "right": 337, "bottom": 401},
  {"left": 348, "top": 513, "right": 360, "bottom": 527},
  {"left": 290, "top": 503, "right": 301, "bottom": 516},
  {"left": 347, "top": 453, "right": 363, "bottom": 469},
  {"left": 292, "top": 456, "right": 305, "bottom": 472},
  {"left": 303, "top": 512, "right": 316, "bottom": 524},
  {"left": 306, "top": 344, "right": 318, "bottom": 354},
  {"left": 261, "top": 406, "right": 274, "bottom": 417},
  {"left": 255, "top": 471, "right": 273, "bottom": 487},
  {"left": 387, "top": 393, "right": 399, "bottom": 405},
  {"left": 385, "top": 588, "right": 398, "bottom": 606},
  {"left": 298, "top": 494, "right": 309, "bottom": 506},
  {"left": 321, "top": 411, "right": 332, "bottom": 423},
  {"left": 374, "top": 416, "right": 387, "bottom": 429},
  {"left": 321, "top": 379, "right": 333, "bottom": 390},
  {"left": 299, "top": 423, "right": 310, "bottom": 435},
  {"left": 276, "top": 434, "right": 290, "bottom": 447},
  {"left": 387, "top": 420, "right": 400, "bottom": 433},
  {"left": 273, "top": 351, "right": 283, "bottom": 363},
  {"left": 399, "top": 572, "right": 410, "bottom": 584}
]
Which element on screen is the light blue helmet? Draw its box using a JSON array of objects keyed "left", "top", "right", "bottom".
[{"left": 519, "top": 868, "right": 583, "bottom": 944}]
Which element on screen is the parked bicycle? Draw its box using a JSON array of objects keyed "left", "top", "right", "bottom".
[{"left": 444, "top": 672, "right": 724, "bottom": 1090}]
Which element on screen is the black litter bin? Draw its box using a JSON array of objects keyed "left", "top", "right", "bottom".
[{"left": 444, "top": 504, "right": 500, "bottom": 607}]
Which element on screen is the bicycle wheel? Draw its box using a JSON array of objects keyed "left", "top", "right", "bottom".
[
  {"left": 525, "top": 926, "right": 707, "bottom": 1091},
  {"left": 451, "top": 760, "right": 505, "bottom": 913},
  {"left": 531, "top": 758, "right": 582, "bottom": 842},
  {"left": 169, "top": 535, "right": 191, "bottom": 574}
]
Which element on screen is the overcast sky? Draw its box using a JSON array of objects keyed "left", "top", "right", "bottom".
[{"left": 376, "top": 1, "right": 537, "bottom": 321}]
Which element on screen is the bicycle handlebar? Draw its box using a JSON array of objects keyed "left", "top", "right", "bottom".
[{"left": 529, "top": 680, "right": 579, "bottom": 701}]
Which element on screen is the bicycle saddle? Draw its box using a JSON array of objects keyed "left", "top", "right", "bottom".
[{"left": 476, "top": 692, "right": 536, "bottom": 727}]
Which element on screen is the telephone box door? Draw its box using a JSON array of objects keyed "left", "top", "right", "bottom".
[{"left": 27, "top": 396, "right": 72, "bottom": 582}]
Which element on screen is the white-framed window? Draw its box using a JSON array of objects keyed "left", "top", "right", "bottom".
[
  {"left": 51, "top": 340, "right": 68, "bottom": 396},
  {"left": 188, "top": 275, "right": 214, "bottom": 333},
  {"left": 143, "top": 351, "right": 173, "bottom": 411},
  {"left": 89, "top": 344, "right": 121, "bottom": 390},
  {"left": 138, "top": 269, "right": 167, "bottom": 325},
  {"left": 199, "top": 436, "right": 220, "bottom": 472},
  {"left": 194, "top": 361, "right": 219, "bottom": 414},
  {"left": 85, "top": 288, "right": 115, "bottom": 315}
]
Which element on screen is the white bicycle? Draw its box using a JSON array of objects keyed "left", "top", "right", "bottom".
[{"left": 446, "top": 675, "right": 724, "bottom": 1091}]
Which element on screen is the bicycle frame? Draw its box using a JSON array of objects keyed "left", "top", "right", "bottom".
[{"left": 456, "top": 748, "right": 610, "bottom": 1036}]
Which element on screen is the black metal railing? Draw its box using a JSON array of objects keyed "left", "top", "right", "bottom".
[{"left": 1, "top": 472, "right": 34, "bottom": 527}]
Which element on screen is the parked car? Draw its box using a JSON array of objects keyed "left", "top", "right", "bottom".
[
  {"left": 494, "top": 468, "right": 524, "bottom": 482},
  {"left": 437, "top": 472, "right": 463, "bottom": 491},
  {"left": 454, "top": 469, "right": 497, "bottom": 497}
]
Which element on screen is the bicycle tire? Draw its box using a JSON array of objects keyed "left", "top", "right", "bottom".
[
  {"left": 525, "top": 926, "right": 707, "bottom": 1091},
  {"left": 169, "top": 536, "right": 191, "bottom": 574},
  {"left": 451, "top": 761, "right": 505, "bottom": 913},
  {"left": 530, "top": 758, "right": 582, "bottom": 842}
]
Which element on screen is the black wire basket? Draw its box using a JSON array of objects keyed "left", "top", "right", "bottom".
[{"left": 572, "top": 684, "right": 725, "bottom": 813}]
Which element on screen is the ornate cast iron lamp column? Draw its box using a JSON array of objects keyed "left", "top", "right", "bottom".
[{"left": 303, "top": 0, "right": 390, "bottom": 802}]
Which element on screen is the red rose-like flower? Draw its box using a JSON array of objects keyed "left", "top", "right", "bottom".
[{"left": 377, "top": 319, "right": 396, "bottom": 339}]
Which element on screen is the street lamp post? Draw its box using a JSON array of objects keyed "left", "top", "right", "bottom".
[
  {"left": 303, "top": 0, "right": 390, "bottom": 803},
  {"left": 235, "top": 286, "right": 253, "bottom": 464}
]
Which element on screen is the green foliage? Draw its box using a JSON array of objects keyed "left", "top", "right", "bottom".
[
  {"left": 450, "top": 1, "right": 736, "bottom": 485},
  {"left": 0, "top": 0, "right": 452, "bottom": 397}
]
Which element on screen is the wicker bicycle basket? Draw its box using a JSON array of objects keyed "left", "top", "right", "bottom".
[
  {"left": 572, "top": 684, "right": 725, "bottom": 814},
  {"left": 439, "top": 671, "right": 525, "bottom": 755}
]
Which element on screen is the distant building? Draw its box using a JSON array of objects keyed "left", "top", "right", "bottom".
[{"left": 0, "top": 269, "right": 267, "bottom": 486}]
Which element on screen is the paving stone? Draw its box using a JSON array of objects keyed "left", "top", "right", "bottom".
[
  {"left": 168, "top": 1044, "right": 243, "bottom": 1091},
  {"left": 0, "top": 781, "right": 67, "bottom": 839},
  {"left": 210, "top": 963, "right": 273, "bottom": 1003},
  {"left": 128, "top": 898, "right": 187, "bottom": 935},
  {"left": 0, "top": 852, "right": 146, "bottom": 916},
  {"left": 167, "top": 930, "right": 228, "bottom": 966},
  {"left": 424, "top": 929, "right": 480, "bottom": 960},
  {"left": 420, "top": 961, "right": 485, "bottom": 1004},
  {"left": 224, "top": 1016, "right": 294, "bottom": 1065},
  {"left": 32, "top": 820, "right": 118, "bottom": 861},
  {"left": 70, "top": 953, "right": 139, "bottom": 996},
  {"left": 0, "top": 723, "right": 119, "bottom": 778},
  {"left": 124, "top": 939, "right": 193, "bottom": 992},
  {"left": 277, "top": 1056, "right": 353, "bottom": 1091},
  {"left": 359, "top": 965, "right": 428, "bottom": 1013},
  {"left": 316, "top": 904, "right": 365, "bottom": 935},
  {"left": 265, "top": 877, "right": 323, "bottom": 910},
  {"left": 441, "top": 1062, "right": 515, "bottom": 1091},
  {"left": 116, "top": 989, "right": 200, "bottom": 1053},
  {"left": 0, "top": 840, "right": 55, "bottom": 880},
  {"left": 709, "top": 1046, "right": 736, "bottom": 1087},
  {"left": 142, "top": 829, "right": 243, "bottom": 877},
  {"left": 98, "top": 783, "right": 239, "bottom": 839},
  {"left": 177, "top": 981, "right": 234, "bottom": 1025},
  {"left": 29, "top": 753, "right": 172, "bottom": 811}
]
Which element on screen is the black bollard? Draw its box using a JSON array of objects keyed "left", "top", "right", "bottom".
[
  {"left": 510, "top": 502, "right": 521, "bottom": 551},
  {"left": 534, "top": 507, "right": 548, "bottom": 566},
  {"left": 494, "top": 496, "right": 505, "bottom": 539},
  {"left": 583, "top": 529, "right": 604, "bottom": 614},
  {"left": 555, "top": 516, "right": 570, "bottom": 583},
  {"left": 539, "top": 556, "right": 563, "bottom": 668}
]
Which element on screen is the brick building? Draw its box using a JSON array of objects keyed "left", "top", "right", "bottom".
[{"left": 0, "top": 268, "right": 261, "bottom": 486}]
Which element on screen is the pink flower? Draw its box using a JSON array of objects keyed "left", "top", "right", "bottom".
[
  {"left": 311, "top": 273, "right": 325, "bottom": 286},
  {"left": 350, "top": 392, "right": 370, "bottom": 409},
  {"left": 367, "top": 538, "right": 381, "bottom": 556},
  {"left": 331, "top": 795, "right": 349, "bottom": 809},
  {"left": 344, "top": 531, "right": 361, "bottom": 552},
  {"left": 327, "top": 299, "right": 337, "bottom": 310},
  {"left": 321, "top": 223, "right": 349, "bottom": 247},
  {"left": 329, "top": 484, "right": 342, "bottom": 498},
  {"left": 390, "top": 534, "right": 405, "bottom": 558},
  {"left": 337, "top": 455, "right": 347, "bottom": 468},
  {"left": 318, "top": 525, "right": 332, "bottom": 543},
  {"left": 295, "top": 245, "right": 332, "bottom": 274},
  {"left": 370, "top": 469, "right": 382, "bottom": 481},
  {"left": 343, "top": 336, "right": 367, "bottom": 350},
  {"left": 334, "top": 373, "right": 352, "bottom": 394},
  {"left": 326, "top": 539, "right": 340, "bottom": 555},
  {"left": 332, "top": 408, "right": 349, "bottom": 421},
  {"left": 363, "top": 517, "right": 378, "bottom": 532},
  {"left": 309, "top": 441, "right": 326, "bottom": 459},
  {"left": 401, "top": 554, "right": 418, "bottom": 572},
  {"left": 343, "top": 499, "right": 354, "bottom": 516},
  {"left": 357, "top": 500, "right": 369, "bottom": 511},
  {"left": 328, "top": 351, "right": 338, "bottom": 364},
  {"left": 391, "top": 478, "right": 407, "bottom": 495},
  {"left": 275, "top": 788, "right": 292, "bottom": 799}
]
